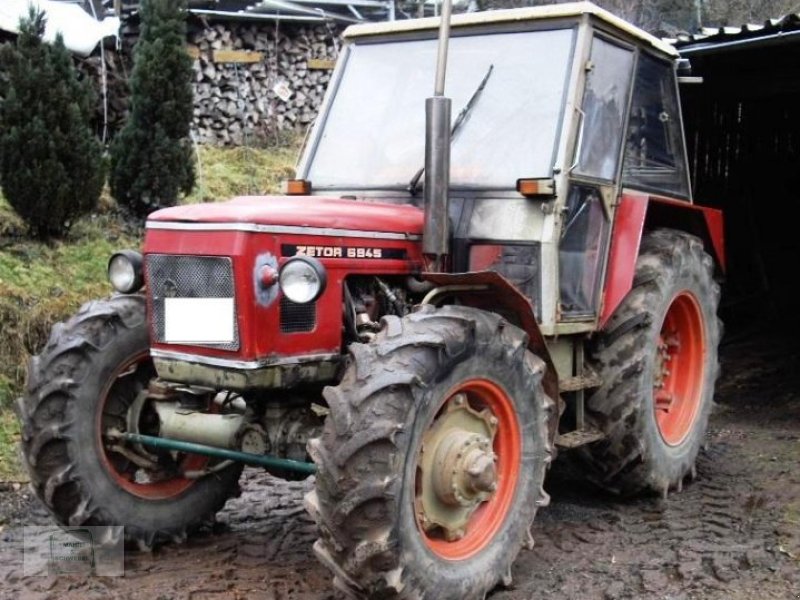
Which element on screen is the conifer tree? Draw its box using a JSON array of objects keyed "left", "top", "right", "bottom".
[
  {"left": 0, "top": 9, "right": 104, "bottom": 239},
  {"left": 110, "top": 0, "right": 195, "bottom": 218}
]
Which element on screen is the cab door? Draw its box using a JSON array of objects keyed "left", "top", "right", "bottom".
[{"left": 559, "top": 35, "right": 635, "bottom": 321}]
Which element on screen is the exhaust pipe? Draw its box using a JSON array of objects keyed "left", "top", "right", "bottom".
[
  {"left": 422, "top": 0, "right": 453, "bottom": 271},
  {"left": 422, "top": 97, "right": 450, "bottom": 264}
]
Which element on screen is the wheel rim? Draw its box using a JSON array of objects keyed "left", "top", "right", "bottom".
[
  {"left": 96, "top": 351, "right": 206, "bottom": 499},
  {"left": 653, "top": 292, "right": 706, "bottom": 446},
  {"left": 414, "top": 378, "right": 521, "bottom": 561}
]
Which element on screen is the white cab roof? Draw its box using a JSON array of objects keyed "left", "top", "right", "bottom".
[{"left": 344, "top": 1, "right": 677, "bottom": 57}]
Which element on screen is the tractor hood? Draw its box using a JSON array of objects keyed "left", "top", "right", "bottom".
[{"left": 148, "top": 196, "right": 424, "bottom": 237}]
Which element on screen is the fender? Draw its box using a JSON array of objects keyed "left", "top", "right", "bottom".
[
  {"left": 420, "top": 271, "right": 561, "bottom": 441},
  {"left": 600, "top": 192, "right": 725, "bottom": 329}
]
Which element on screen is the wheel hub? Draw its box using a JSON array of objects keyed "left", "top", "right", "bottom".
[
  {"left": 652, "top": 292, "right": 706, "bottom": 446},
  {"left": 654, "top": 333, "right": 680, "bottom": 413},
  {"left": 417, "top": 393, "right": 498, "bottom": 541},
  {"left": 432, "top": 430, "right": 497, "bottom": 506}
]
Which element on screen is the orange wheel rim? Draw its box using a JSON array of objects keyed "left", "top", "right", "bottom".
[
  {"left": 96, "top": 351, "right": 206, "bottom": 499},
  {"left": 415, "top": 378, "right": 521, "bottom": 561},
  {"left": 654, "top": 292, "right": 706, "bottom": 446}
]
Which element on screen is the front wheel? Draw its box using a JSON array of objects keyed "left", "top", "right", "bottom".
[
  {"left": 17, "top": 295, "right": 243, "bottom": 548},
  {"left": 305, "top": 305, "right": 555, "bottom": 599},
  {"left": 579, "top": 229, "right": 722, "bottom": 496}
]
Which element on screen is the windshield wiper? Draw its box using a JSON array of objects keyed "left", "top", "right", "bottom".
[{"left": 407, "top": 64, "right": 494, "bottom": 195}]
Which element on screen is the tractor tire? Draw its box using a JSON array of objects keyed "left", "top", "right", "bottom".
[
  {"left": 16, "top": 295, "right": 243, "bottom": 548},
  {"left": 580, "top": 228, "right": 722, "bottom": 497},
  {"left": 305, "top": 305, "right": 555, "bottom": 599}
]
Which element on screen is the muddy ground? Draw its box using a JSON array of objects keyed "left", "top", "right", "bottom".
[{"left": 1, "top": 328, "right": 798, "bottom": 600}]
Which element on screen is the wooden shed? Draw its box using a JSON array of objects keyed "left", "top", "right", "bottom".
[{"left": 676, "top": 16, "right": 800, "bottom": 327}]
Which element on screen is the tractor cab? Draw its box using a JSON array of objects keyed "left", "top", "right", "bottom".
[{"left": 296, "top": 2, "right": 701, "bottom": 336}]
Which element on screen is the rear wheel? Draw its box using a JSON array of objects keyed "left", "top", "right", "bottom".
[
  {"left": 16, "top": 295, "right": 243, "bottom": 548},
  {"left": 579, "top": 229, "right": 722, "bottom": 496},
  {"left": 305, "top": 305, "right": 555, "bottom": 599}
]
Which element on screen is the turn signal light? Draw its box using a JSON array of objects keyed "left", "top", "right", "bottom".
[
  {"left": 285, "top": 179, "right": 312, "bottom": 195},
  {"left": 516, "top": 178, "right": 556, "bottom": 198}
]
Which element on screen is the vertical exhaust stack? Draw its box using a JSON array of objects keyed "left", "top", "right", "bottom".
[{"left": 423, "top": 0, "right": 453, "bottom": 271}]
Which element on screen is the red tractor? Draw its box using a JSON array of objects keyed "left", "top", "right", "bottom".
[{"left": 17, "top": 2, "right": 724, "bottom": 598}]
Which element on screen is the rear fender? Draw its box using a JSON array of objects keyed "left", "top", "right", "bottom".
[
  {"left": 600, "top": 193, "right": 725, "bottom": 329},
  {"left": 646, "top": 197, "right": 725, "bottom": 270}
]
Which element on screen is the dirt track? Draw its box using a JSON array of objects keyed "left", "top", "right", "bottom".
[{"left": 1, "top": 331, "right": 798, "bottom": 600}]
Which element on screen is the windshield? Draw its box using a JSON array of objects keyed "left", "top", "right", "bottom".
[{"left": 303, "top": 28, "right": 576, "bottom": 190}]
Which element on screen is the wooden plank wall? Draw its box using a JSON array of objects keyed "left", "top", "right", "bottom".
[{"left": 681, "top": 43, "right": 800, "bottom": 319}]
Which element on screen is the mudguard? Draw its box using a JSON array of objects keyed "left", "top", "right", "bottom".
[{"left": 600, "top": 192, "right": 724, "bottom": 329}]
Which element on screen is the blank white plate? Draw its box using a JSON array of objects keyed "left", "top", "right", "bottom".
[{"left": 164, "top": 298, "right": 234, "bottom": 344}]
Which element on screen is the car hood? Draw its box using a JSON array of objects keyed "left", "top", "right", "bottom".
[{"left": 148, "top": 196, "right": 424, "bottom": 237}]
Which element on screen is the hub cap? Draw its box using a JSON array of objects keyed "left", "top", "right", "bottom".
[
  {"left": 653, "top": 292, "right": 706, "bottom": 446},
  {"left": 415, "top": 379, "right": 521, "bottom": 560}
]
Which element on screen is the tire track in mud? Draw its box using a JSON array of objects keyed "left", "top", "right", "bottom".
[
  {"left": 2, "top": 430, "right": 797, "bottom": 600},
  {"left": 495, "top": 435, "right": 796, "bottom": 600},
  {"left": 1, "top": 472, "right": 333, "bottom": 600},
  {"left": 2, "top": 432, "right": 796, "bottom": 600},
  {"left": 119, "top": 472, "right": 332, "bottom": 600}
]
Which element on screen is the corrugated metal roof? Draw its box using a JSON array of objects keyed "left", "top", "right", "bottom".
[
  {"left": 113, "top": 0, "right": 395, "bottom": 24},
  {"left": 190, "top": 0, "right": 391, "bottom": 24},
  {"left": 671, "top": 13, "right": 800, "bottom": 53}
]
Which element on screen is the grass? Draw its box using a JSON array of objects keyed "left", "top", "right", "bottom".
[
  {"left": 0, "top": 411, "right": 22, "bottom": 481},
  {"left": 187, "top": 144, "right": 299, "bottom": 204},
  {"left": 0, "top": 142, "right": 299, "bottom": 481},
  {"left": 0, "top": 209, "right": 142, "bottom": 400}
]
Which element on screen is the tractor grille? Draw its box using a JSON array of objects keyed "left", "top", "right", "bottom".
[
  {"left": 280, "top": 296, "right": 317, "bottom": 333},
  {"left": 146, "top": 254, "right": 240, "bottom": 351}
]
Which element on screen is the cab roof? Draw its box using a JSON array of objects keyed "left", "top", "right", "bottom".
[{"left": 343, "top": 1, "right": 677, "bottom": 57}]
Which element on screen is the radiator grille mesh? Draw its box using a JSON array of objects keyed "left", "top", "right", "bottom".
[
  {"left": 146, "top": 254, "right": 239, "bottom": 351},
  {"left": 280, "top": 296, "right": 317, "bottom": 333}
]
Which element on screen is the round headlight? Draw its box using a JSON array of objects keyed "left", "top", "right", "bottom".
[
  {"left": 279, "top": 257, "right": 327, "bottom": 304},
  {"left": 108, "top": 250, "right": 144, "bottom": 294}
]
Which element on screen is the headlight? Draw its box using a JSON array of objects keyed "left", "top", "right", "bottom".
[
  {"left": 279, "top": 257, "right": 327, "bottom": 303},
  {"left": 108, "top": 250, "right": 144, "bottom": 293}
]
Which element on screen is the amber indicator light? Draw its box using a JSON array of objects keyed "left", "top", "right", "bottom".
[
  {"left": 516, "top": 178, "right": 556, "bottom": 198},
  {"left": 285, "top": 179, "right": 312, "bottom": 195}
]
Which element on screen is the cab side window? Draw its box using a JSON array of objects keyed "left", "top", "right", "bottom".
[
  {"left": 574, "top": 37, "right": 634, "bottom": 181},
  {"left": 559, "top": 184, "right": 607, "bottom": 317},
  {"left": 622, "top": 53, "right": 690, "bottom": 198}
]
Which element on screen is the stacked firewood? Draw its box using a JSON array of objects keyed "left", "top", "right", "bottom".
[
  {"left": 189, "top": 22, "right": 340, "bottom": 146},
  {"left": 3, "top": 22, "right": 340, "bottom": 146},
  {"left": 75, "top": 47, "right": 132, "bottom": 140}
]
